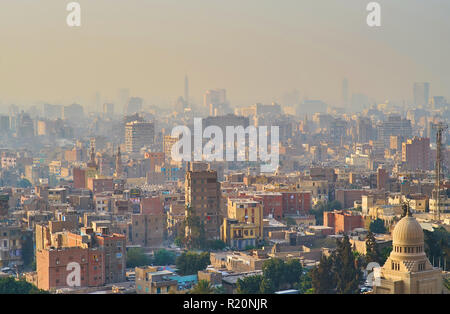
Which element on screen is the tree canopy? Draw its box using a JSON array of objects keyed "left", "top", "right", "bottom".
[
  {"left": 236, "top": 258, "right": 303, "bottom": 294},
  {"left": 178, "top": 206, "right": 227, "bottom": 251},
  {"left": 126, "top": 247, "right": 150, "bottom": 268},
  {"left": 0, "top": 277, "right": 48, "bottom": 294},
  {"left": 369, "top": 218, "right": 387, "bottom": 234},
  {"left": 424, "top": 227, "right": 449, "bottom": 270},
  {"left": 175, "top": 251, "right": 210, "bottom": 275},
  {"left": 311, "top": 236, "right": 362, "bottom": 294},
  {"left": 190, "top": 280, "right": 215, "bottom": 294},
  {"left": 153, "top": 249, "right": 176, "bottom": 266},
  {"left": 365, "top": 231, "right": 382, "bottom": 265},
  {"left": 311, "top": 200, "right": 342, "bottom": 225},
  {"left": 311, "top": 254, "right": 335, "bottom": 294}
]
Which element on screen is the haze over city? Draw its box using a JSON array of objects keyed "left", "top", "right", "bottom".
[{"left": 1, "top": 0, "right": 449, "bottom": 108}]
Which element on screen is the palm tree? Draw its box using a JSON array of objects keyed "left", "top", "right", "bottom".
[{"left": 190, "top": 280, "right": 214, "bottom": 294}]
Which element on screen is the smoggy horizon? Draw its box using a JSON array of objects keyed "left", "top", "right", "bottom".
[{"left": 0, "top": 0, "right": 449, "bottom": 108}]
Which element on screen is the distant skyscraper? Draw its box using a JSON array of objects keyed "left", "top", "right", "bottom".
[
  {"left": 342, "top": 78, "right": 349, "bottom": 108},
  {"left": 413, "top": 82, "right": 430, "bottom": 107},
  {"left": 184, "top": 75, "right": 189, "bottom": 107},
  {"left": 118, "top": 88, "right": 130, "bottom": 114},
  {"left": 204, "top": 89, "right": 229, "bottom": 116},
  {"left": 126, "top": 97, "right": 143, "bottom": 115},
  {"left": 103, "top": 103, "right": 114, "bottom": 118},
  {"left": 62, "top": 103, "right": 84, "bottom": 121}
]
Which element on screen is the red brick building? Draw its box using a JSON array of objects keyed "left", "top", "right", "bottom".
[
  {"left": 280, "top": 191, "right": 312, "bottom": 216},
  {"left": 323, "top": 210, "right": 364, "bottom": 234},
  {"left": 253, "top": 192, "right": 283, "bottom": 219},
  {"left": 36, "top": 246, "right": 104, "bottom": 291}
]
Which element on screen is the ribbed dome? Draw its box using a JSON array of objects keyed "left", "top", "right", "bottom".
[{"left": 392, "top": 216, "right": 424, "bottom": 246}]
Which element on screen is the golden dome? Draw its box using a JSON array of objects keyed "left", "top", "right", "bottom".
[{"left": 392, "top": 216, "right": 424, "bottom": 246}]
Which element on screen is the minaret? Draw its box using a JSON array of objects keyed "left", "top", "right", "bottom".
[
  {"left": 115, "top": 146, "right": 123, "bottom": 178},
  {"left": 87, "top": 138, "right": 97, "bottom": 169}
]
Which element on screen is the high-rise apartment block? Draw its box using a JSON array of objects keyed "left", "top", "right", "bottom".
[
  {"left": 402, "top": 137, "right": 431, "bottom": 171},
  {"left": 378, "top": 115, "right": 412, "bottom": 148},
  {"left": 185, "top": 168, "right": 221, "bottom": 239},
  {"left": 125, "top": 121, "right": 155, "bottom": 153}
]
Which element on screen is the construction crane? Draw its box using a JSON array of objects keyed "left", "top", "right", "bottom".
[{"left": 432, "top": 122, "right": 448, "bottom": 221}]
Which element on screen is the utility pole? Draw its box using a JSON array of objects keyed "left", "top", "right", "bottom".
[{"left": 433, "top": 122, "right": 448, "bottom": 221}]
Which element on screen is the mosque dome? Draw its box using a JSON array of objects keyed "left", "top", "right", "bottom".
[{"left": 392, "top": 216, "right": 424, "bottom": 246}]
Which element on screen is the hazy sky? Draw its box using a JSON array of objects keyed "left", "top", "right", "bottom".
[{"left": 0, "top": 0, "right": 449, "bottom": 108}]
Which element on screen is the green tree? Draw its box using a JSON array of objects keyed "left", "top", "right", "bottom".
[
  {"left": 424, "top": 227, "right": 449, "bottom": 270},
  {"left": 369, "top": 218, "right": 387, "bottom": 234},
  {"left": 380, "top": 246, "right": 392, "bottom": 265},
  {"left": 205, "top": 239, "right": 226, "bottom": 251},
  {"left": 153, "top": 249, "right": 176, "bottom": 266},
  {"left": 259, "top": 278, "right": 275, "bottom": 293},
  {"left": 190, "top": 280, "right": 214, "bottom": 294},
  {"left": 0, "top": 277, "right": 48, "bottom": 294},
  {"left": 285, "top": 259, "right": 303, "bottom": 287},
  {"left": 311, "top": 255, "right": 336, "bottom": 294},
  {"left": 296, "top": 270, "right": 313, "bottom": 294},
  {"left": 334, "top": 236, "right": 362, "bottom": 294},
  {"left": 176, "top": 251, "right": 210, "bottom": 275},
  {"left": 236, "top": 275, "right": 263, "bottom": 294},
  {"left": 311, "top": 201, "right": 342, "bottom": 225},
  {"left": 126, "top": 247, "right": 150, "bottom": 268},
  {"left": 184, "top": 206, "right": 207, "bottom": 249},
  {"left": 365, "top": 231, "right": 381, "bottom": 265},
  {"left": 262, "top": 258, "right": 288, "bottom": 291}
]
